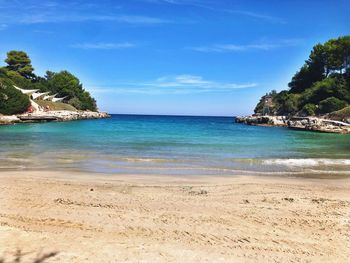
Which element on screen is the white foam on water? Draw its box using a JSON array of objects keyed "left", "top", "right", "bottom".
[{"left": 263, "top": 159, "right": 350, "bottom": 167}]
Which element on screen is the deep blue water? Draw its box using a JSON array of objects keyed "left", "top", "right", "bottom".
[{"left": 0, "top": 114, "right": 350, "bottom": 176}]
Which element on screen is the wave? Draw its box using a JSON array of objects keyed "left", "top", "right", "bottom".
[
  {"left": 263, "top": 158, "right": 350, "bottom": 167},
  {"left": 122, "top": 157, "right": 173, "bottom": 163}
]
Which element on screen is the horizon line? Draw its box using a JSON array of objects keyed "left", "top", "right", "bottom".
[{"left": 105, "top": 113, "right": 241, "bottom": 118}]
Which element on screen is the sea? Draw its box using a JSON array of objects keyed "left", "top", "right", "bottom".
[{"left": 0, "top": 114, "right": 349, "bottom": 177}]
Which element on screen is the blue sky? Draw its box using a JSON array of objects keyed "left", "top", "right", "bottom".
[{"left": 0, "top": 0, "right": 349, "bottom": 116}]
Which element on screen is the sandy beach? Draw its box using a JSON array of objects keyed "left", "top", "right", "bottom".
[{"left": 0, "top": 171, "right": 349, "bottom": 262}]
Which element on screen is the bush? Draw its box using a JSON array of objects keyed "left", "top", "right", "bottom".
[
  {"left": 302, "top": 103, "right": 317, "bottom": 116},
  {"left": 275, "top": 91, "right": 300, "bottom": 115},
  {"left": 327, "top": 106, "right": 350, "bottom": 121},
  {"left": 45, "top": 71, "right": 97, "bottom": 111},
  {"left": 318, "top": 97, "right": 347, "bottom": 114},
  {"left": 256, "top": 37, "right": 350, "bottom": 117},
  {"left": 0, "top": 79, "right": 30, "bottom": 115}
]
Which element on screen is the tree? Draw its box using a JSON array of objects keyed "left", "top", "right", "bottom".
[
  {"left": 274, "top": 91, "right": 299, "bottom": 115},
  {"left": 0, "top": 50, "right": 99, "bottom": 114},
  {"left": 300, "top": 75, "right": 350, "bottom": 106},
  {"left": 289, "top": 44, "right": 327, "bottom": 93},
  {"left": 257, "top": 36, "right": 350, "bottom": 116},
  {"left": 44, "top": 70, "right": 97, "bottom": 111},
  {"left": 325, "top": 36, "right": 350, "bottom": 73},
  {"left": 318, "top": 97, "right": 347, "bottom": 114},
  {"left": 288, "top": 65, "right": 315, "bottom": 93},
  {"left": 0, "top": 78, "right": 30, "bottom": 115},
  {"left": 5, "top": 51, "right": 35, "bottom": 79},
  {"left": 302, "top": 103, "right": 317, "bottom": 116}
]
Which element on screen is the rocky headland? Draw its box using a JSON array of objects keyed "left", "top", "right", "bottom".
[{"left": 235, "top": 115, "right": 350, "bottom": 134}]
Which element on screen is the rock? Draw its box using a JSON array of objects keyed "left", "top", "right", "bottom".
[
  {"left": 235, "top": 115, "right": 288, "bottom": 127},
  {"left": 1, "top": 111, "right": 110, "bottom": 125},
  {"left": 0, "top": 115, "right": 20, "bottom": 125},
  {"left": 235, "top": 115, "right": 350, "bottom": 134},
  {"left": 288, "top": 117, "right": 350, "bottom": 134}
]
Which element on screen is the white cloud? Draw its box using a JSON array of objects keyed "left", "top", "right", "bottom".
[
  {"left": 142, "top": 0, "right": 285, "bottom": 24},
  {"left": 150, "top": 75, "right": 257, "bottom": 89},
  {"left": 116, "top": 15, "right": 171, "bottom": 24},
  {"left": 18, "top": 14, "right": 171, "bottom": 25},
  {"left": 88, "top": 74, "right": 257, "bottom": 95},
  {"left": 190, "top": 39, "right": 302, "bottom": 53},
  {"left": 71, "top": 42, "right": 135, "bottom": 50},
  {"left": 228, "top": 10, "right": 285, "bottom": 24}
]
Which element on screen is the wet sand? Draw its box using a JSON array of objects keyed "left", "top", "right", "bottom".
[{"left": 0, "top": 171, "right": 349, "bottom": 262}]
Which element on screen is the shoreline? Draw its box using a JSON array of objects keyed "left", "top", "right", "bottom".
[
  {"left": 1, "top": 170, "right": 350, "bottom": 262},
  {"left": 235, "top": 115, "right": 350, "bottom": 134},
  {"left": 0, "top": 110, "right": 110, "bottom": 125}
]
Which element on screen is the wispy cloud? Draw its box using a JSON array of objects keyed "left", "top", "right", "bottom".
[
  {"left": 0, "top": 1, "right": 170, "bottom": 25},
  {"left": 228, "top": 10, "right": 285, "bottom": 24},
  {"left": 142, "top": 0, "right": 285, "bottom": 24},
  {"left": 116, "top": 15, "right": 171, "bottom": 24},
  {"left": 190, "top": 39, "right": 302, "bottom": 53},
  {"left": 71, "top": 42, "right": 136, "bottom": 50},
  {"left": 148, "top": 75, "right": 257, "bottom": 89},
  {"left": 89, "top": 74, "right": 257, "bottom": 95},
  {"left": 18, "top": 14, "right": 171, "bottom": 25}
]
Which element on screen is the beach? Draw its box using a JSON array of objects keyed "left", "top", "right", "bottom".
[{"left": 1, "top": 171, "right": 349, "bottom": 262}]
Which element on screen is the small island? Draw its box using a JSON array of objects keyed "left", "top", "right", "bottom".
[
  {"left": 236, "top": 36, "right": 350, "bottom": 134},
  {"left": 0, "top": 51, "right": 109, "bottom": 125}
]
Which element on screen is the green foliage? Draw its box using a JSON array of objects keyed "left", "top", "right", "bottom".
[
  {"left": 302, "top": 103, "right": 317, "bottom": 116},
  {"left": 5, "top": 51, "right": 35, "bottom": 79},
  {"left": 44, "top": 71, "right": 97, "bottom": 111},
  {"left": 288, "top": 43, "right": 328, "bottom": 93},
  {"left": 0, "top": 51, "right": 98, "bottom": 113},
  {"left": 254, "top": 90, "right": 277, "bottom": 114},
  {"left": 318, "top": 97, "right": 347, "bottom": 114},
  {"left": 0, "top": 78, "right": 30, "bottom": 115},
  {"left": 274, "top": 91, "right": 299, "bottom": 115},
  {"left": 68, "top": 97, "right": 82, "bottom": 110},
  {"left": 327, "top": 106, "right": 350, "bottom": 121},
  {"left": 254, "top": 99, "right": 265, "bottom": 114},
  {"left": 300, "top": 75, "right": 350, "bottom": 106},
  {"left": 255, "top": 36, "right": 350, "bottom": 116}
]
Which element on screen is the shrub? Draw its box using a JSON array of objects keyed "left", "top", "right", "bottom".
[
  {"left": 0, "top": 79, "right": 30, "bottom": 115},
  {"left": 327, "top": 106, "right": 350, "bottom": 121},
  {"left": 318, "top": 97, "right": 347, "bottom": 114},
  {"left": 302, "top": 103, "right": 317, "bottom": 116}
]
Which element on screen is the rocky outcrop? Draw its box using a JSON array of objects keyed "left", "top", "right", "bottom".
[
  {"left": 235, "top": 116, "right": 287, "bottom": 127},
  {"left": 0, "top": 111, "right": 110, "bottom": 125},
  {"left": 0, "top": 115, "right": 21, "bottom": 125},
  {"left": 287, "top": 117, "right": 350, "bottom": 134},
  {"left": 43, "top": 110, "right": 110, "bottom": 121},
  {"left": 235, "top": 115, "right": 350, "bottom": 134}
]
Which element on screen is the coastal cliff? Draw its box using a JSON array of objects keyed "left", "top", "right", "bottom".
[
  {"left": 235, "top": 115, "right": 350, "bottom": 134},
  {"left": 0, "top": 111, "right": 110, "bottom": 125}
]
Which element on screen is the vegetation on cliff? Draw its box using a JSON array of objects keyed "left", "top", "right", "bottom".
[
  {"left": 255, "top": 36, "right": 350, "bottom": 117},
  {"left": 0, "top": 75, "right": 31, "bottom": 115},
  {"left": 0, "top": 51, "right": 97, "bottom": 115}
]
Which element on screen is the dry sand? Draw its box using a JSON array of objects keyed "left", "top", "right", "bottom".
[{"left": 0, "top": 171, "right": 349, "bottom": 262}]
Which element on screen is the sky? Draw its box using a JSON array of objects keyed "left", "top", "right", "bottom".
[{"left": 0, "top": 0, "right": 349, "bottom": 116}]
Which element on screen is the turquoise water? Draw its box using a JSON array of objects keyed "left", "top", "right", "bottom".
[{"left": 0, "top": 115, "right": 350, "bottom": 176}]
